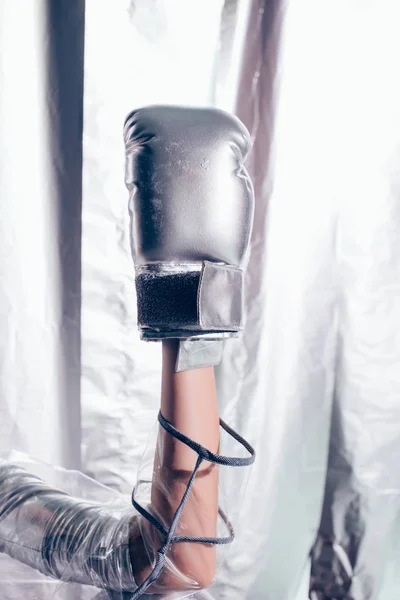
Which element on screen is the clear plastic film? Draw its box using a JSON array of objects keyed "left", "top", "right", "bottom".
[
  {"left": 0, "top": 410, "right": 254, "bottom": 600},
  {"left": 0, "top": 452, "right": 138, "bottom": 599},
  {"left": 132, "top": 411, "right": 255, "bottom": 597},
  {"left": 0, "top": 453, "right": 208, "bottom": 600}
]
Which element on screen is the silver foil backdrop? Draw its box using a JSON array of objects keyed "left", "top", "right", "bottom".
[{"left": 1, "top": 1, "right": 400, "bottom": 599}]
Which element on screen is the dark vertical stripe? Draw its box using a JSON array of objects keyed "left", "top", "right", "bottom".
[{"left": 44, "top": 0, "right": 85, "bottom": 470}]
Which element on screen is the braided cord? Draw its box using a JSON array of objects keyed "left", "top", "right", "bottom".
[{"left": 129, "top": 412, "right": 255, "bottom": 598}]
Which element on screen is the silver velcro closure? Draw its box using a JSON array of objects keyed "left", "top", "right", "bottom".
[{"left": 198, "top": 261, "right": 243, "bottom": 330}]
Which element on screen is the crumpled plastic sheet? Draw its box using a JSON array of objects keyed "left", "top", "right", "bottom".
[
  {"left": 0, "top": 449, "right": 214, "bottom": 600},
  {"left": 0, "top": 406, "right": 253, "bottom": 600}
]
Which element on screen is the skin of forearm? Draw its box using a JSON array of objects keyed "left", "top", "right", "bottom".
[{"left": 132, "top": 339, "right": 220, "bottom": 592}]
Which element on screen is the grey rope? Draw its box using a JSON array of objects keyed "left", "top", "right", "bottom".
[{"left": 129, "top": 410, "right": 255, "bottom": 598}]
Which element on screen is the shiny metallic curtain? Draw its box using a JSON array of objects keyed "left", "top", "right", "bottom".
[
  {"left": 1, "top": 1, "right": 400, "bottom": 599},
  {"left": 223, "top": 2, "right": 400, "bottom": 599},
  {"left": 215, "top": 3, "right": 336, "bottom": 598},
  {"left": 0, "top": 0, "right": 83, "bottom": 469}
]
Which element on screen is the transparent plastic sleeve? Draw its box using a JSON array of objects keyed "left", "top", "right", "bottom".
[
  {"left": 131, "top": 411, "right": 255, "bottom": 597},
  {"left": 0, "top": 412, "right": 254, "bottom": 600},
  {"left": 0, "top": 458, "right": 138, "bottom": 595}
]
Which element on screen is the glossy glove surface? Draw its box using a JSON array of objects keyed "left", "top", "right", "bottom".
[{"left": 124, "top": 105, "right": 254, "bottom": 267}]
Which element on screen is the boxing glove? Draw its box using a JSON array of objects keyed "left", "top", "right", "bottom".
[{"left": 123, "top": 105, "right": 254, "bottom": 343}]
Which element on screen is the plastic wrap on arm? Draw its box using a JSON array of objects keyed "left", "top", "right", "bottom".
[
  {"left": 130, "top": 411, "right": 255, "bottom": 597},
  {"left": 0, "top": 460, "right": 138, "bottom": 594},
  {"left": 0, "top": 412, "right": 254, "bottom": 600}
]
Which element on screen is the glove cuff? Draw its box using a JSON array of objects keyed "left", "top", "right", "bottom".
[{"left": 136, "top": 261, "right": 243, "bottom": 341}]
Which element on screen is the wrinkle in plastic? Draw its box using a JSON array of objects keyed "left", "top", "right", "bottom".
[{"left": 0, "top": 412, "right": 252, "bottom": 600}]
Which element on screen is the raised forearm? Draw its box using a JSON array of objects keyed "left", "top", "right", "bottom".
[
  {"left": 124, "top": 105, "right": 254, "bottom": 594},
  {"left": 160, "top": 339, "right": 220, "bottom": 471},
  {"left": 133, "top": 339, "right": 220, "bottom": 592}
]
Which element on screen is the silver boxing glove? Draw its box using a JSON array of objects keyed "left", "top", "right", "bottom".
[{"left": 123, "top": 105, "right": 254, "bottom": 355}]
